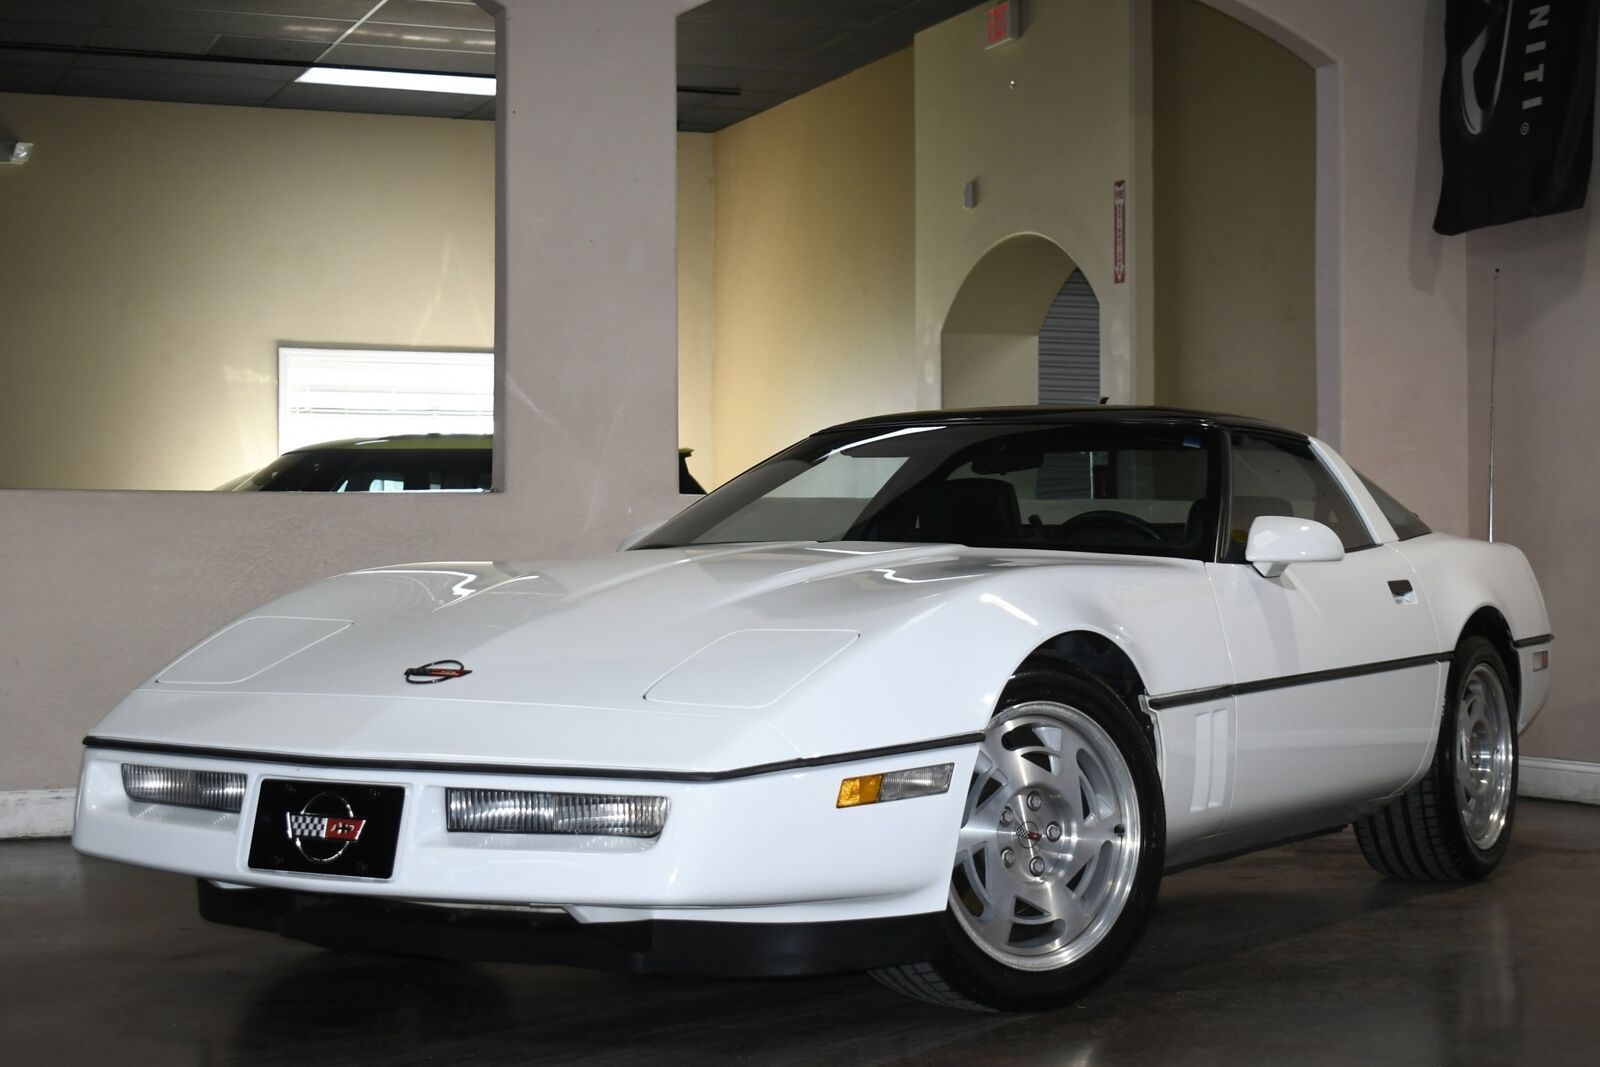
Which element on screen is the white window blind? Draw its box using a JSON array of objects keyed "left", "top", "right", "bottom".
[{"left": 278, "top": 346, "right": 493, "bottom": 454}]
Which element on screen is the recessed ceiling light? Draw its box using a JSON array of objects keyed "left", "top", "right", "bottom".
[{"left": 296, "top": 67, "right": 495, "bottom": 96}]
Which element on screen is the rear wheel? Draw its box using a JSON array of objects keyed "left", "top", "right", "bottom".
[
  {"left": 872, "top": 665, "right": 1165, "bottom": 1011},
  {"left": 1354, "top": 635, "right": 1517, "bottom": 881}
]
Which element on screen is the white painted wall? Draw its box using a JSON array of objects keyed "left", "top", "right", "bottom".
[{"left": 1467, "top": 203, "right": 1600, "bottom": 766}]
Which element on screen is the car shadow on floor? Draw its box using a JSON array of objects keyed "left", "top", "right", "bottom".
[
  {"left": 224, "top": 950, "right": 1014, "bottom": 1066},
  {"left": 217, "top": 840, "right": 1472, "bottom": 1065}
]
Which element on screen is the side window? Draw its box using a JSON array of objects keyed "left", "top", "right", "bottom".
[
  {"left": 1357, "top": 472, "right": 1431, "bottom": 540},
  {"left": 1227, "top": 433, "right": 1374, "bottom": 561}
]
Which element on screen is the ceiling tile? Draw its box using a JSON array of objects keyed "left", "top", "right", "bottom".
[
  {"left": 69, "top": 52, "right": 300, "bottom": 82},
  {"left": 87, "top": 26, "right": 219, "bottom": 55},
  {"left": 344, "top": 23, "right": 495, "bottom": 54},
  {"left": 318, "top": 41, "right": 495, "bottom": 76},
  {"left": 819, "top": 30, "right": 913, "bottom": 60},
  {"left": 0, "top": 0, "right": 954, "bottom": 129},
  {"left": 374, "top": 1, "right": 495, "bottom": 32},
  {"left": 677, "top": 63, "right": 820, "bottom": 96},
  {"left": 0, "top": 57, "right": 67, "bottom": 91},
  {"left": 679, "top": 0, "right": 888, "bottom": 33},
  {"left": 677, "top": 19, "right": 842, "bottom": 55},
  {"left": 0, "top": 0, "right": 106, "bottom": 26},
  {"left": 0, "top": 22, "right": 94, "bottom": 48},
  {"left": 0, "top": 44, "right": 71, "bottom": 67},
  {"left": 98, "top": 6, "right": 353, "bottom": 45},
  {"left": 206, "top": 34, "right": 327, "bottom": 63},
  {"left": 116, "top": 0, "right": 375, "bottom": 18},
  {"left": 60, "top": 66, "right": 285, "bottom": 105},
  {"left": 686, "top": 88, "right": 794, "bottom": 114}
]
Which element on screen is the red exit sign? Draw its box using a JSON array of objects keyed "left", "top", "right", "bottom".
[{"left": 986, "top": 1, "right": 1021, "bottom": 48}]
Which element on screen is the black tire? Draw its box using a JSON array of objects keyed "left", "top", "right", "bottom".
[
  {"left": 871, "top": 664, "right": 1165, "bottom": 1011},
  {"left": 1353, "top": 635, "right": 1518, "bottom": 882}
]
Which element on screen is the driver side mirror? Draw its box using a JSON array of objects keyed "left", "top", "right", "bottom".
[{"left": 1245, "top": 515, "right": 1344, "bottom": 578}]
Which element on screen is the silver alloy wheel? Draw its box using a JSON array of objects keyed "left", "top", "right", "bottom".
[
  {"left": 1456, "top": 662, "right": 1515, "bottom": 850},
  {"left": 950, "top": 701, "right": 1142, "bottom": 971}
]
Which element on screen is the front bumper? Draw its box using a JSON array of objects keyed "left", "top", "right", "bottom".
[
  {"left": 74, "top": 741, "right": 974, "bottom": 930},
  {"left": 197, "top": 880, "right": 943, "bottom": 976}
]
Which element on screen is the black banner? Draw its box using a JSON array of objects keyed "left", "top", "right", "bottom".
[{"left": 1435, "top": 0, "right": 1600, "bottom": 235}]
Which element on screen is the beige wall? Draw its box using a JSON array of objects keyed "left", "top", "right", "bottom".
[
  {"left": 675, "top": 131, "right": 716, "bottom": 486},
  {"left": 0, "top": 93, "right": 495, "bottom": 491},
  {"left": 709, "top": 51, "right": 916, "bottom": 485},
  {"left": 1153, "top": 0, "right": 1316, "bottom": 432},
  {"left": 916, "top": 1, "right": 1149, "bottom": 408},
  {"left": 1466, "top": 209, "right": 1600, "bottom": 764},
  {"left": 939, "top": 234, "right": 1076, "bottom": 408},
  {"left": 1208, "top": 0, "right": 1592, "bottom": 762},
  {"left": 1205, "top": 0, "right": 1473, "bottom": 538},
  {"left": 941, "top": 334, "right": 1040, "bottom": 408}
]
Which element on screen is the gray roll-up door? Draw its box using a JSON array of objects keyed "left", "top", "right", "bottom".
[{"left": 1039, "top": 269, "right": 1100, "bottom": 404}]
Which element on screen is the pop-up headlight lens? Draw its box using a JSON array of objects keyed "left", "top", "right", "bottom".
[
  {"left": 121, "top": 764, "right": 246, "bottom": 812},
  {"left": 837, "top": 763, "right": 955, "bottom": 808},
  {"left": 445, "top": 788, "right": 669, "bottom": 837}
]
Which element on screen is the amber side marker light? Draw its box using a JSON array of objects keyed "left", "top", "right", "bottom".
[{"left": 837, "top": 763, "right": 955, "bottom": 808}]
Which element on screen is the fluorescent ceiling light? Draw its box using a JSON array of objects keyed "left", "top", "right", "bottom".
[{"left": 296, "top": 67, "right": 495, "bottom": 96}]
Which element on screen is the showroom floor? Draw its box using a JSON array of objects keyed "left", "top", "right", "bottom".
[{"left": 2, "top": 799, "right": 1595, "bottom": 1066}]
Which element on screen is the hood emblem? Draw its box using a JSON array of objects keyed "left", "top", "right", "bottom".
[
  {"left": 285, "top": 791, "right": 366, "bottom": 864},
  {"left": 405, "top": 659, "right": 472, "bottom": 684}
]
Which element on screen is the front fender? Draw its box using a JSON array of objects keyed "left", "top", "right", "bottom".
[{"left": 765, "top": 555, "right": 1229, "bottom": 760}]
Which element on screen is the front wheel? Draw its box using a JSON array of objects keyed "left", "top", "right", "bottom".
[{"left": 872, "top": 665, "right": 1165, "bottom": 1011}]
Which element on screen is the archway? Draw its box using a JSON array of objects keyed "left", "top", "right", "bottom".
[{"left": 940, "top": 234, "right": 1101, "bottom": 409}]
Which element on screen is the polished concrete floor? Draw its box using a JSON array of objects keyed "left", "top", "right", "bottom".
[{"left": 2, "top": 799, "right": 1596, "bottom": 1066}]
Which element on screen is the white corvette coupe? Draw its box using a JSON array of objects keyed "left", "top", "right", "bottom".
[{"left": 74, "top": 408, "right": 1552, "bottom": 1011}]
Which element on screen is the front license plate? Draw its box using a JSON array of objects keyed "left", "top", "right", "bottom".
[{"left": 247, "top": 779, "right": 405, "bottom": 879}]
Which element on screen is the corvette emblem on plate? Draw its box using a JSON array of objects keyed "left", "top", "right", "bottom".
[
  {"left": 285, "top": 791, "right": 367, "bottom": 864},
  {"left": 404, "top": 659, "right": 472, "bottom": 684}
]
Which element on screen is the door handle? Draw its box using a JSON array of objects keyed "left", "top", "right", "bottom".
[{"left": 1387, "top": 580, "right": 1417, "bottom": 604}]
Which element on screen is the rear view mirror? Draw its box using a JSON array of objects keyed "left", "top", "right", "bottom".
[{"left": 1245, "top": 515, "right": 1344, "bottom": 578}]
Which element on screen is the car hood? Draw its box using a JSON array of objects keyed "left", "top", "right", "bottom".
[{"left": 91, "top": 542, "right": 1190, "bottom": 773}]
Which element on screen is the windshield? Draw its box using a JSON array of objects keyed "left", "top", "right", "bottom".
[{"left": 641, "top": 422, "right": 1219, "bottom": 559}]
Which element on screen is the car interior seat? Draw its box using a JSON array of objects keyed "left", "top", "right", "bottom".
[
  {"left": 915, "top": 477, "right": 1024, "bottom": 546},
  {"left": 1225, "top": 495, "right": 1297, "bottom": 561}
]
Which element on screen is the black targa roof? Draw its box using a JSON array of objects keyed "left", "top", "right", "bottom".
[{"left": 819, "top": 406, "right": 1295, "bottom": 437}]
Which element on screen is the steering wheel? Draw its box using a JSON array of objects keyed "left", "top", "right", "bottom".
[{"left": 1059, "top": 510, "right": 1165, "bottom": 543}]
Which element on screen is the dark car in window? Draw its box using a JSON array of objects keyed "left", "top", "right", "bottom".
[
  {"left": 221, "top": 436, "right": 708, "bottom": 494},
  {"left": 222, "top": 434, "right": 492, "bottom": 493}
]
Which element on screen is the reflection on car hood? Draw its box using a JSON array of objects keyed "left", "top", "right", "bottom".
[
  {"left": 92, "top": 542, "right": 1187, "bottom": 772},
  {"left": 146, "top": 542, "right": 1036, "bottom": 705}
]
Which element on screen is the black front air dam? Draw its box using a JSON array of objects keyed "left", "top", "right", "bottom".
[{"left": 196, "top": 880, "right": 941, "bottom": 978}]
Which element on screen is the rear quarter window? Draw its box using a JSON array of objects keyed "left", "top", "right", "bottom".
[{"left": 1357, "top": 473, "right": 1431, "bottom": 540}]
